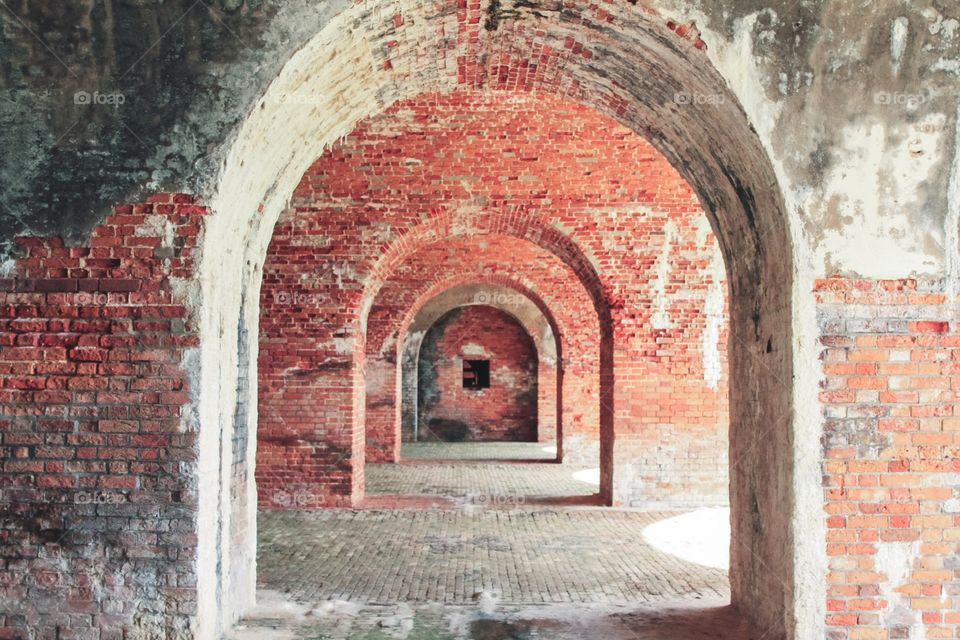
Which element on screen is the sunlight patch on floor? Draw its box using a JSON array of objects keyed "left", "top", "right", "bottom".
[
  {"left": 642, "top": 508, "right": 730, "bottom": 570},
  {"left": 571, "top": 467, "right": 600, "bottom": 485}
]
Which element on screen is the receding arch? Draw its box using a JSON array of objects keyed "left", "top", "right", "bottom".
[
  {"left": 361, "top": 229, "right": 608, "bottom": 471},
  {"left": 399, "top": 282, "right": 561, "bottom": 449},
  {"left": 196, "top": 3, "right": 797, "bottom": 639},
  {"left": 413, "top": 303, "right": 542, "bottom": 444}
]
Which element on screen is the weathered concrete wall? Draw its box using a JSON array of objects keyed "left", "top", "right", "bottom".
[
  {"left": 417, "top": 305, "right": 539, "bottom": 442},
  {"left": 1, "top": 0, "right": 955, "bottom": 284}
]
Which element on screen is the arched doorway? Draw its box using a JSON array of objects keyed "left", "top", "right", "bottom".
[{"left": 196, "top": 3, "right": 798, "bottom": 638}]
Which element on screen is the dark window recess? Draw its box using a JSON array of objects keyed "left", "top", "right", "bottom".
[{"left": 463, "top": 359, "right": 490, "bottom": 389}]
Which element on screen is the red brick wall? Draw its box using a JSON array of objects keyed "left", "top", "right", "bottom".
[
  {"left": 258, "top": 90, "right": 729, "bottom": 507},
  {"left": 817, "top": 278, "right": 959, "bottom": 639},
  {"left": 417, "top": 305, "right": 538, "bottom": 442},
  {"left": 364, "top": 238, "right": 593, "bottom": 462},
  {"left": 0, "top": 194, "right": 203, "bottom": 639}
]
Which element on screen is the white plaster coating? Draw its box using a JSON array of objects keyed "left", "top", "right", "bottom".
[
  {"left": 891, "top": 17, "right": 910, "bottom": 72},
  {"left": 811, "top": 120, "right": 944, "bottom": 277},
  {"left": 662, "top": 4, "right": 952, "bottom": 280},
  {"left": 876, "top": 541, "right": 925, "bottom": 638},
  {"left": 702, "top": 247, "right": 725, "bottom": 390},
  {"left": 462, "top": 343, "right": 489, "bottom": 357},
  {"left": 650, "top": 219, "right": 677, "bottom": 330},
  {"left": 932, "top": 58, "right": 960, "bottom": 75},
  {"left": 134, "top": 214, "right": 175, "bottom": 247},
  {"left": 947, "top": 101, "right": 960, "bottom": 328},
  {"left": 791, "top": 262, "right": 829, "bottom": 640}
]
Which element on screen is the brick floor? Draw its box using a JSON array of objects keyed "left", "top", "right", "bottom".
[
  {"left": 241, "top": 509, "right": 747, "bottom": 639},
  {"left": 366, "top": 462, "right": 597, "bottom": 498},
  {"left": 257, "top": 509, "right": 728, "bottom": 604},
  {"left": 235, "top": 443, "right": 747, "bottom": 639},
  {"left": 367, "top": 442, "right": 599, "bottom": 508},
  {"left": 400, "top": 442, "right": 558, "bottom": 461}
]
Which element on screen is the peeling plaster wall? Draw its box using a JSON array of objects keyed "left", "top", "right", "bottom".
[{"left": 6, "top": 0, "right": 956, "bottom": 282}]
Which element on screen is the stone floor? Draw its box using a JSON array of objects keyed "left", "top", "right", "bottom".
[
  {"left": 367, "top": 442, "right": 597, "bottom": 504},
  {"left": 256, "top": 509, "right": 728, "bottom": 605},
  {"left": 400, "top": 442, "right": 558, "bottom": 461},
  {"left": 231, "top": 443, "right": 752, "bottom": 639}
]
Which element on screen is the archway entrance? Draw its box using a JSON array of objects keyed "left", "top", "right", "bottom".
[{"left": 196, "top": 3, "right": 797, "bottom": 639}]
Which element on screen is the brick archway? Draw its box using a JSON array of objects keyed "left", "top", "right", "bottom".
[
  {"left": 413, "top": 304, "right": 541, "bottom": 444},
  {"left": 363, "top": 235, "right": 604, "bottom": 471},
  {"left": 394, "top": 281, "right": 564, "bottom": 455},
  {"left": 198, "top": 3, "right": 798, "bottom": 638}
]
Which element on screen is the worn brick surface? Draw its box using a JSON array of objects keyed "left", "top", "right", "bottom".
[
  {"left": 365, "top": 243, "right": 588, "bottom": 462},
  {"left": 256, "top": 509, "right": 728, "bottom": 605},
  {"left": 258, "top": 91, "right": 730, "bottom": 509},
  {"left": 0, "top": 195, "right": 204, "bottom": 639},
  {"left": 816, "top": 278, "right": 960, "bottom": 639},
  {"left": 400, "top": 442, "right": 556, "bottom": 461},
  {"left": 417, "top": 305, "right": 538, "bottom": 442},
  {"left": 366, "top": 462, "right": 596, "bottom": 499}
]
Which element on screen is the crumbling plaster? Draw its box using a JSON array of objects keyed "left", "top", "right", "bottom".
[{"left": 1, "top": 1, "right": 957, "bottom": 280}]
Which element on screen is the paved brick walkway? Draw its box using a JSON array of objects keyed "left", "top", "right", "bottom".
[
  {"left": 239, "top": 509, "right": 746, "bottom": 639},
  {"left": 365, "top": 462, "right": 598, "bottom": 498},
  {"left": 369, "top": 442, "right": 596, "bottom": 502},
  {"left": 235, "top": 443, "right": 745, "bottom": 639},
  {"left": 400, "top": 442, "right": 558, "bottom": 461},
  {"left": 257, "top": 509, "right": 727, "bottom": 605}
]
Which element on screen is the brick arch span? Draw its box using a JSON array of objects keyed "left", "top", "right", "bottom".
[
  {"left": 360, "top": 205, "right": 613, "bottom": 327},
  {"left": 363, "top": 238, "right": 603, "bottom": 470},
  {"left": 402, "top": 287, "right": 560, "bottom": 460},
  {"left": 257, "top": 204, "right": 611, "bottom": 509},
  {"left": 370, "top": 278, "right": 561, "bottom": 461},
  {"left": 413, "top": 303, "right": 543, "bottom": 445},
  {"left": 355, "top": 206, "right": 616, "bottom": 480},
  {"left": 199, "top": 2, "right": 797, "bottom": 638}
]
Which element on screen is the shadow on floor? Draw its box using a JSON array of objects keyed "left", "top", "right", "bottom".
[
  {"left": 616, "top": 604, "right": 770, "bottom": 639},
  {"left": 465, "top": 604, "right": 766, "bottom": 640},
  {"left": 230, "top": 597, "right": 767, "bottom": 640},
  {"left": 358, "top": 493, "right": 604, "bottom": 509}
]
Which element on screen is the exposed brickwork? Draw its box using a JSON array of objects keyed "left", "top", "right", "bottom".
[
  {"left": 364, "top": 240, "right": 595, "bottom": 463},
  {"left": 258, "top": 91, "right": 729, "bottom": 509},
  {"left": 418, "top": 305, "right": 538, "bottom": 442},
  {"left": 0, "top": 194, "right": 204, "bottom": 639},
  {"left": 816, "top": 278, "right": 960, "bottom": 639}
]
